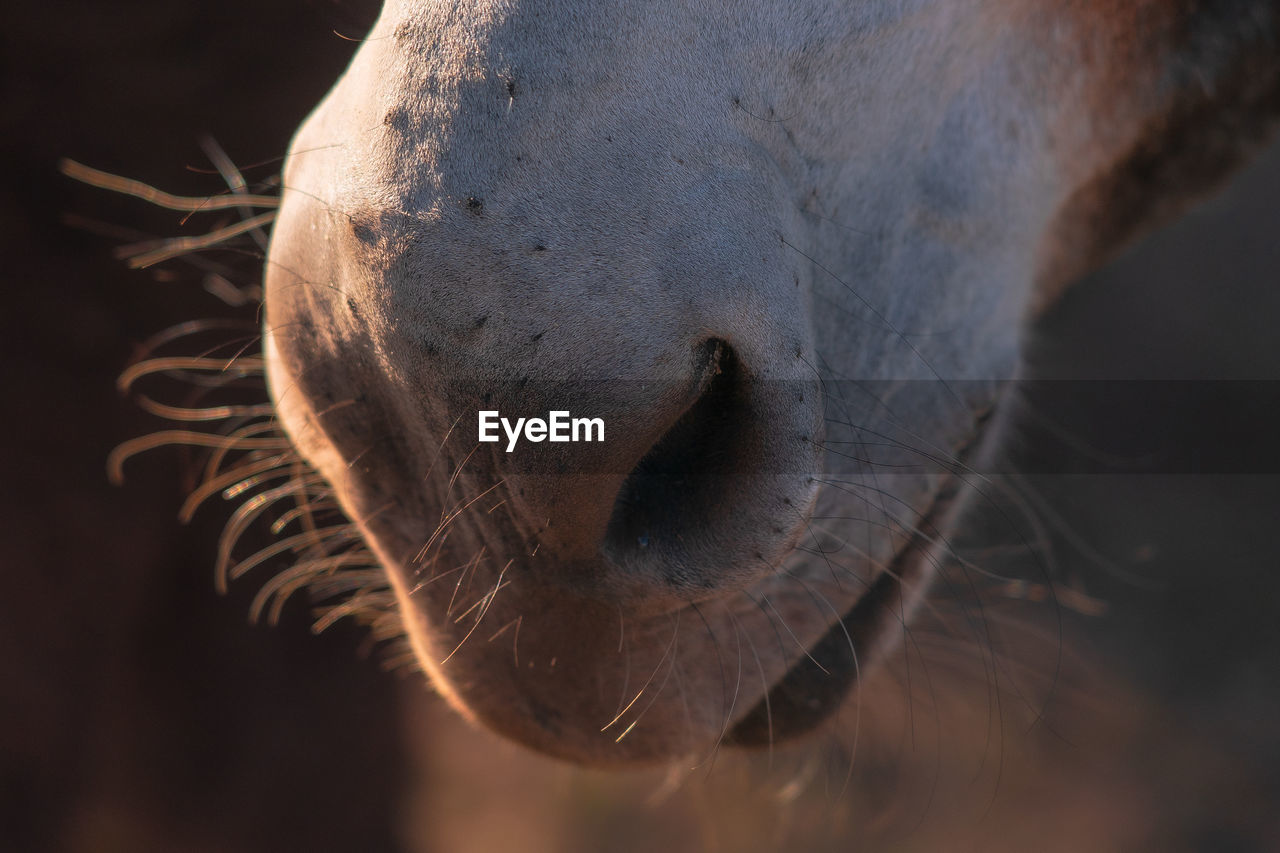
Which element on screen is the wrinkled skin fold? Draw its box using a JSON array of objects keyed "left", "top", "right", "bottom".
[{"left": 264, "top": 0, "right": 1279, "bottom": 764}]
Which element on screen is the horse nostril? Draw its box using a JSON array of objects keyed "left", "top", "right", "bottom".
[{"left": 604, "top": 339, "right": 757, "bottom": 588}]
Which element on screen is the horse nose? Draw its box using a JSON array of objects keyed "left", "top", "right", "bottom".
[{"left": 333, "top": 131, "right": 823, "bottom": 602}]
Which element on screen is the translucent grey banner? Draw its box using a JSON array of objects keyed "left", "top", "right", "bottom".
[{"left": 446, "top": 379, "right": 1280, "bottom": 476}]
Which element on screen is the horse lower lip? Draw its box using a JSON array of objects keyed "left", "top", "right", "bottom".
[
  {"left": 724, "top": 553, "right": 907, "bottom": 745},
  {"left": 726, "top": 473, "right": 961, "bottom": 746}
]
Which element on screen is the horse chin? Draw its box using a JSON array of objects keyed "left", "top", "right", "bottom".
[{"left": 380, "top": 470, "right": 961, "bottom": 764}]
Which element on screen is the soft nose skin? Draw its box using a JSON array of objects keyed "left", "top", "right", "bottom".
[
  {"left": 276, "top": 27, "right": 830, "bottom": 603},
  {"left": 265, "top": 113, "right": 826, "bottom": 608},
  {"left": 366, "top": 201, "right": 826, "bottom": 605}
]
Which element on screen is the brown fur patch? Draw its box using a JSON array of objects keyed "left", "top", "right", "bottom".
[{"left": 1033, "top": 1, "right": 1280, "bottom": 312}]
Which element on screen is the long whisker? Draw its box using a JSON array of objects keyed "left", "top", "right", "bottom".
[
  {"left": 108, "top": 430, "right": 289, "bottom": 484},
  {"left": 60, "top": 158, "right": 281, "bottom": 211},
  {"left": 122, "top": 211, "right": 277, "bottom": 269}
]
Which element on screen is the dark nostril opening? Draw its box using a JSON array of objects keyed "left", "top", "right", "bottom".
[{"left": 604, "top": 340, "right": 754, "bottom": 582}]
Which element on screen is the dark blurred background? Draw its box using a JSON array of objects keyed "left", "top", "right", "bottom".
[{"left": 3, "top": 2, "right": 1278, "bottom": 851}]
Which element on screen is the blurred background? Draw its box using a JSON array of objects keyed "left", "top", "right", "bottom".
[{"left": 3, "top": 2, "right": 1278, "bottom": 850}]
